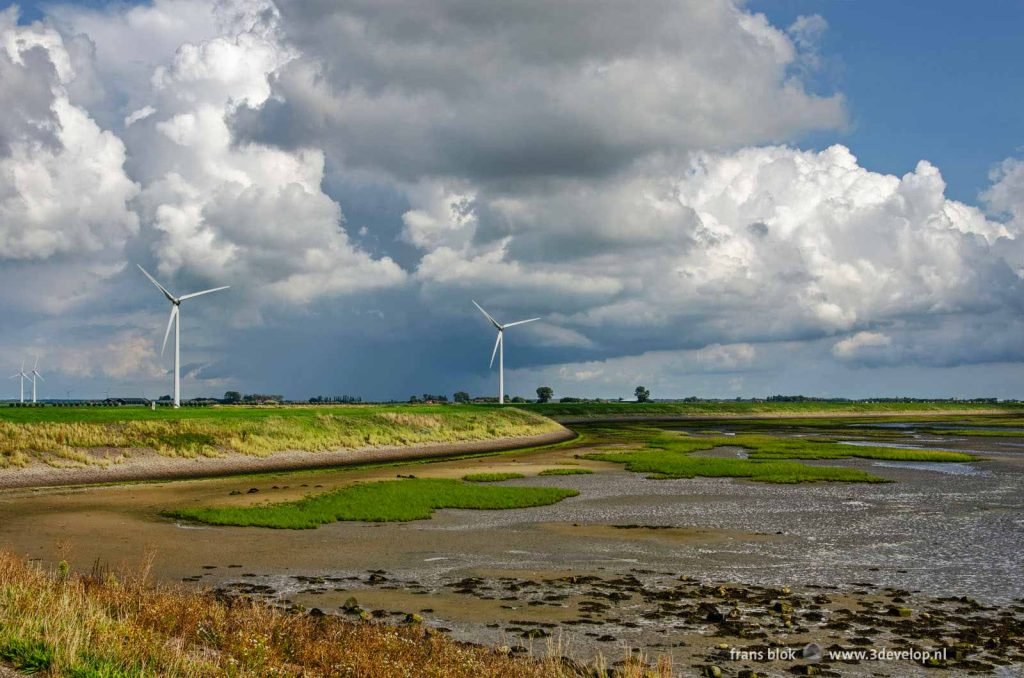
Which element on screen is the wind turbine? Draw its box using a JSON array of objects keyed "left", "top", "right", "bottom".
[
  {"left": 9, "top": 360, "right": 27, "bottom": 403},
  {"left": 137, "top": 265, "right": 229, "bottom": 408},
  {"left": 29, "top": 357, "right": 43, "bottom": 403},
  {"left": 473, "top": 301, "right": 539, "bottom": 404}
]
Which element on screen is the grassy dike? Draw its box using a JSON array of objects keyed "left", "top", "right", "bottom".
[
  {"left": 0, "top": 405, "right": 563, "bottom": 469},
  {"left": 0, "top": 552, "right": 666, "bottom": 677}
]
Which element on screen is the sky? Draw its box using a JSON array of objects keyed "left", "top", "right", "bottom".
[{"left": 1, "top": 0, "right": 1023, "bottom": 402}]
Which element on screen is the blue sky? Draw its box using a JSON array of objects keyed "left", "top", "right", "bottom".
[
  {"left": 750, "top": 0, "right": 1024, "bottom": 204},
  {"left": 1, "top": 0, "right": 1023, "bottom": 401}
]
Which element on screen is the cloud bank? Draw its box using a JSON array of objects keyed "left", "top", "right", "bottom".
[{"left": 0, "top": 0, "right": 1022, "bottom": 399}]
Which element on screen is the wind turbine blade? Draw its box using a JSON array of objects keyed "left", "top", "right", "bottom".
[
  {"left": 472, "top": 300, "right": 501, "bottom": 329},
  {"left": 32, "top": 356, "right": 38, "bottom": 370},
  {"left": 137, "top": 264, "right": 176, "bottom": 303},
  {"left": 502, "top": 317, "right": 540, "bottom": 328},
  {"left": 34, "top": 372, "right": 43, "bottom": 381},
  {"left": 489, "top": 331, "right": 502, "bottom": 368},
  {"left": 179, "top": 285, "right": 230, "bottom": 301},
  {"left": 161, "top": 305, "right": 178, "bottom": 356}
]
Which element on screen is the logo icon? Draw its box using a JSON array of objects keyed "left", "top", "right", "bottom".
[{"left": 802, "top": 642, "right": 823, "bottom": 662}]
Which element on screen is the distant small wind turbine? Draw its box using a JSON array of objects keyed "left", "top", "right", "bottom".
[
  {"left": 9, "top": 360, "right": 27, "bottom": 403},
  {"left": 473, "top": 301, "right": 539, "bottom": 404},
  {"left": 137, "top": 265, "right": 229, "bottom": 408},
  {"left": 29, "top": 356, "right": 43, "bottom": 403}
]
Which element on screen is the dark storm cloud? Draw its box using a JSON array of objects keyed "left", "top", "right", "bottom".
[{"left": 232, "top": 0, "right": 845, "bottom": 182}]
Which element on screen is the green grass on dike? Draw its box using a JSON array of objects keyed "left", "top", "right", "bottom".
[
  {"left": 462, "top": 472, "right": 526, "bottom": 482},
  {"left": 581, "top": 425, "right": 978, "bottom": 484},
  {"left": 167, "top": 478, "right": 578, "bottom": 528},
  {"left": 0, "top": 404, "right": 562, "bottom": 468}
]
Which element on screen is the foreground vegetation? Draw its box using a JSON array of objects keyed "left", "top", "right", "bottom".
[
  {"left": 168, "top": 478, "right": 579, "bottom": 529},
  {"left": 0, "top": 405, "right": 562, "bottom": 469},
  {"left": 0, "top": 552, "right": 666, "bottom": 677},
  {"left": 579, "top": 424, "right": 978, "bottom": 484}
]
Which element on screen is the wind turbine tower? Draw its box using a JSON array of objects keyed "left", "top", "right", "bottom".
[
  {"left": 29, "top": 357, "right": 43, "bottom": 403},
  {"left": 138, "top": 265, "right": 229, "bottom": 408},
  {"left": 473, "top": 301, "right": 540, "bottom": 404},
  {"left": 9, "top": 361, "right": 27, "bottom": 403}
]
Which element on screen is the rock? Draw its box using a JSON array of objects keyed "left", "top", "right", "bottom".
[
  {"left": 246, "top": 488, "right": 259, "bottom": 494},
  {"left": 358, "top": 610, "right": 373, "bottom": 622},
  {"left": 700, "top": 602, "right": 724, "bottom": 622},
  {"left": 773, "top": 601, "right": 793, "bottom": 615},
  {"left": 704, "top": 666, "right": 722, "bottom": 678},
  {"left": 887, "top": 606, "right": 912, "bottom": 617},
  {"left": 341, "top": 596, "right": 359, "bottom": 612},
  {"left": 309, "top": 608, "right": 325, "bottom": 618},
  {"left": 790, "top": 665, "right": 819, "bottom": 676},
  {"left": 404, "top": 613, "right": 423, "bottom": 624},
  {"left": 522, "top": 628, "right": 550, "bottom": 639}
]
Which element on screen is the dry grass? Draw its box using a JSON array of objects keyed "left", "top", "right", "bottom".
[{"left": 0, "top": 551, "right": 669, "bottom": 677}]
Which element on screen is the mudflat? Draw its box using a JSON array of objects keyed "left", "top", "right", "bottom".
[{"left": 2, "top": 416, "right": 1022, "bottom": 675}]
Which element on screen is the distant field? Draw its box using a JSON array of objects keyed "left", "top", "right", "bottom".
[
  {"left": 0, "top": 405, "right": 562, "bottom": 469},
  {"left": 527, "top": 400, "right": 1024, "bottom": 419}
]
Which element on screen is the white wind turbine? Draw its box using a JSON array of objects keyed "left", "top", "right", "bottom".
[
  {"left": 29, "top": 356, "right": 43, "bottom": 403},
  {"left": 9, "top": 360, "right": 27, "bottom": 403},
  {"left": 138, "top": 265, "right": 229, "bottom": 408},
  {"left": 473, "top": 301, "right": 539, "bottom": 404}
]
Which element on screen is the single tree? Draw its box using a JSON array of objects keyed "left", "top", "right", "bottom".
[
  {"left": 536, "top": 386, "right": 554, "bottom": 403},
  {"left": 223, "top": 390, "right": 242, "bottom": 403},
  {"left": 453, "top": 391, "right": 470, "bottom": 403},
  {"left": 634, "top": 386, "right": 651, "bottom": 403}
]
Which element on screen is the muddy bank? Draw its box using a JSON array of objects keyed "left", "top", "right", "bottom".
[
  {"left": 222, "top": 567, "right": 1024, "bottom": 677},
  {"left": 0, "top": 427, "right": 574, "bottom": 490}
]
